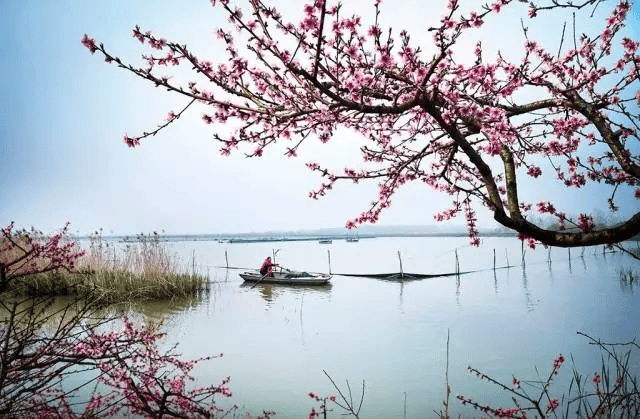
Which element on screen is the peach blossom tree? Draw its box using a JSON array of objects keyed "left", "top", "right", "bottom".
[
  {"left": 83, "top": 0, "right": 640, "bottom": 248},
  {"left": 0, "top": 222, "right": 85, "bottom": 293},
  {"left": 0, "top": 225, "right": 240, "bottom": 418},
  {"left": 1, "top": 298, "right": 235, "bottom": 417}
]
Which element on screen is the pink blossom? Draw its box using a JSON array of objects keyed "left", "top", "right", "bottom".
[
  {"left": 304, "top": 4, "right": 314, "bottom": 15},
  {"left": 85, "top": 394, "right": 103, "bottom": 412},
  {"left": 469, "top": 12, "right": 483, "bottom": 28},
  {"left": 547, "top": 398, "right": 560, "bottom": 412},
  {"left": 552, "top": 354, "right": 565, "bottom": 373},
  {"left": 495, "top": 407, "right": 522, "bottom": 417},
  {"left": 536, "top": 201, "right": 555, "bottom": 214},
  {"left": 527, "top": 166, "right": 542, "bottom": 178},
  {"left": 300, "top": 15, "right": 319, "bottom": 31},
  {"left": 343, "top": 16, "right": 361, "bottom": 33},
  {"left": 524, "top": 40, "right": 538, "bottom": 53},
  {"left": 123, "top": 134, "right": 141, "bottom": 148},
  {"left": 346, "top": 44, "right": 359, "bottom": 58},
  {"left": 376, "top": 54, "right": 394, "bottom": 69},
  {"left": 474, "top": 41, "right": 482, "bottom": 58},
  {"left": 306, "top": 161, "right": 320, "bottom": 170},
  {"left": 526, "top": 237, "right": 536, "bottom": 249},
  {"left": 81, "top": 34, "right": 98, "bottom": 54},
  {"left": 132, "top": 28, "right": 145, "bottom": 43},
  {"left": 285, "top": 147, "right": 297, "bottom": 157},
  {"left": 517, "top": 233, "right": 536, "bottom": 249},
  {"left": 569, "top": 174, "right": 585, "bottom": 188},
  {"left": 512, "top": 376, "right": 520, "bottom": 389},
  {"left": 149, "top": 37, "right": 166, "bottom": 50},
  {"left": 593, "top": 373, "right": 601, "bottom": 385},
  {"left": 484, "top": 141, "right": 501, "bottom": 156},
  {"left": 442, "top": 17, "right": 456, "bottom": 29},
  {"left": 169, "top": 377, "right": 185, "bottom": 393},
  {"left": 367, "top": 25, "right": 381, "bottom": 37},
  {"left": 577, "top": 214, "right": 594, "bottom": 231},
  {"left": 556, "top": 212, "right": 567, "bottom": 230}
]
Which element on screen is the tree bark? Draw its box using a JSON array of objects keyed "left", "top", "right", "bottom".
[{"left": 494, "top": 210, "right": 640, "bottom": 247}]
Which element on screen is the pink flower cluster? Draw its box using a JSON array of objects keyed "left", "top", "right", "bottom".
[
  {"left": 8, "top": 306, "right": 231, "bottom": 418},
  {"left": 458, "top": 353, "right": 574, "bottom": 418},
  {"left": 0, "top": 222, "right": 85, "bottom": 291},
  {"left": 547, "top": 398, "right": 560, "bottom": 413},
  {"left": 81, "top": 34, "right": 97, "bottom": 53},
  {"left": 123, "top": 134, "right": 141, "bottom": 148},
  {"left": 307, "top": 390, "right": 337, "bottom": 419},
  {"left": 73, "top": 315, "right": 230, "bottom": 417},
  {"left": 552, "top": 354, "right": 565, "bottom": 374}
]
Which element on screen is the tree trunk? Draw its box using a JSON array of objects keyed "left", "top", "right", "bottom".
[
  {"left": 494, "top": 211, "right": 640, "bottom": 248},
  {"left": 0, "top": 265, "right": 7, "bottom": 293}
]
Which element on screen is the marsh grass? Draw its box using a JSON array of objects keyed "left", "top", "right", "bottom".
[{"left": 9, "top": 231, "right": 207, "bottom": 302}]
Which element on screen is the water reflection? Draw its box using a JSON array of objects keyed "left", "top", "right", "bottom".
[
  {"left": 619, "top": 270, "right": 637, "bottom": 294},
  {"left": 568, "top": 248, "right": 573, "bottom": 273},
  {"left": 521, "top": 265, "right": 537, "bottom": 312},
  {"left": 239, "top": 282, "right": 332, "bottom": 307},
  {"left": 123, "top": 295, "right": 202, "bottom": 319},
  {"left": 13, "top": 237, "right": 639, "bottom": 418}
]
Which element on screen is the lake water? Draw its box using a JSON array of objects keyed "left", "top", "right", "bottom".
[{"left": 110, "top": 236, "right": 640, "bottom": 418}]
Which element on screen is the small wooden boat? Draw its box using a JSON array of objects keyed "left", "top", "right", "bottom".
[{"left": 239, "top": 269, "right": 332, "bottom": 285}]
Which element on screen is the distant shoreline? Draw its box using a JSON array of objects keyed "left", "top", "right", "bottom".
[
  {"left": 78, "top": 231, "right": 516, "bottom": 244},
  {"left": 77, "top": 229, "right": 640, "bottom": 244}
]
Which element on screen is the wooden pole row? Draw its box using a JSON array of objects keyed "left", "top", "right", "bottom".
[
  {"left": 221, "top": 241, "right": 609, "bottom": 278},
  {"left": 493, "top": 248, "right": 496, "bottom": 271}
]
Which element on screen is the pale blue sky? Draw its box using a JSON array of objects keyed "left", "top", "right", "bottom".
[{"left": 1, "top": 1, "right": 638, "bottom": 236}]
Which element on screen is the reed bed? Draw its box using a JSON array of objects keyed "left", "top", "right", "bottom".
[{"left": 9, "top": 232, "right": 207, "bottom": 303}]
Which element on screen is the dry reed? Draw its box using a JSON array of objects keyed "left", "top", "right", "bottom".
[{"left": 8, "top": 231, "right": 207, "bottom": 302}]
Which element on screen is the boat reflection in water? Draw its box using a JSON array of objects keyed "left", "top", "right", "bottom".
[{"left": 239, "top": 281, "right": 333, "bottom": 304}]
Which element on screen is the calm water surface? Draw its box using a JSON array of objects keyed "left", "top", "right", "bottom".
[{"left": 127, "top": 237, "right": 639, "bottom": 418}]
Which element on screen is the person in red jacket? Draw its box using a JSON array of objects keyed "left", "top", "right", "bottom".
[{"left": 259, "top": 256, "right": 277, "bottom": 277}]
